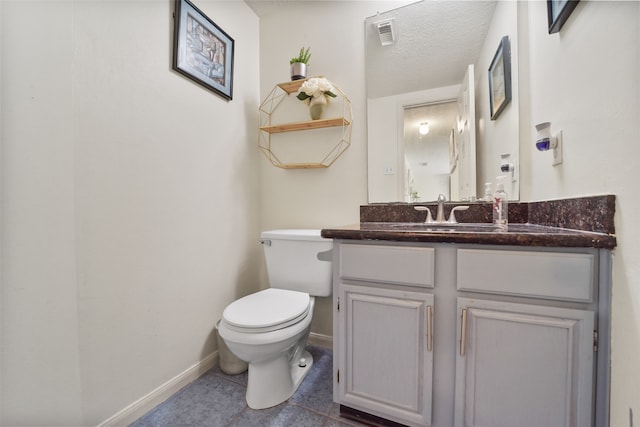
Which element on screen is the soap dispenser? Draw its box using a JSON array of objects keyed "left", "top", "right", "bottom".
[
  {"left": 483, "top": 182, "right": 493, "bottom": 202},
  {"left": 492, "top": 180, "right": 508, "bottom": 231}
]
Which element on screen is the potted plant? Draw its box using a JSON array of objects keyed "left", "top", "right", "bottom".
[{"left": 290, "top": 46, "right": 311, "bottom": 81}]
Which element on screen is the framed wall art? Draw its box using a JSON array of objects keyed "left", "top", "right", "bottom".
[
  {"left": 547, "top": 0, "right": 580, "bottom": 34},
  {"left": 488, "top": 36, "right": 512, "bottom": 121},
  {"left": 173, "top": 0, "right": 234, "bottom": 100}
]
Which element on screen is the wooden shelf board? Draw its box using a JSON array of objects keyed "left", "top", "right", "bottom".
[
  {"left": 277, "top": 80, "right": 305, "bottom": 94},
  {"left": 261, "top": 117, "right": 350, "bottom": 134},
  {"left": 277, "top": 76, "right": 325, "bottom": 94},
  {"left": 276, "top": 163, "right": 328, "bottom": 169}
]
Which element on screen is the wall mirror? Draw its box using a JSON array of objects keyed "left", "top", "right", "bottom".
[{"left": 366, "top": 0, "right": 521, "bottom": 203}]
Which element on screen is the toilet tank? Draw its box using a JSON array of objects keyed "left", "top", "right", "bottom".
[{"left": 261, "top": 229, "right": 333, "bottom": 297}]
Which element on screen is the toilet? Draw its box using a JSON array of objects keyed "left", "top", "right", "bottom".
[{"left": 217, "top": 229, "right": 332, "bottom": 409}]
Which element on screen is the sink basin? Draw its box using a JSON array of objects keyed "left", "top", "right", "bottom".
[{"left": 368, "top": 222, "right": 501, "bottom": 233}]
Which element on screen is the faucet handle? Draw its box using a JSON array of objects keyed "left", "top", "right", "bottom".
[
  {"left": 447, "top": 206, "right": 469, "bottom": 223},
  {"left": 414, "top": 206, "right": 434, "bottom": 223}
]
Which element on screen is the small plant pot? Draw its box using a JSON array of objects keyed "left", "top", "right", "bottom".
[{"left": 290, "top": 62, "right": 307, "bottom": 81}]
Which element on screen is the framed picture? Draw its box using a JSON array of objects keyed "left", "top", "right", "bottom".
[
  {"left": 547, "top": 0, "right": 580, "bottom": 34},
  {"left": 488, "top": 36, "right": 511, "bottom": 121},
  {"left": 173, "top": 0, "right": 234, "bottom": 100}
]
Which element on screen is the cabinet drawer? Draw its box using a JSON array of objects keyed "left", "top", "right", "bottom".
[
  {"left": 340, "top": 244, "right": 435, "bottom": 288},
  {"left": 457, "top": 248, "right": 594, "bottom": 301}
]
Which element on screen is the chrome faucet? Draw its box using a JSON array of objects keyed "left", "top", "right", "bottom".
[
  {"left": 435, "top": 193, "right": 447, "bottom": 222},
  {"left": 414, "top": 193, "right": 469, "bottom": 224}
]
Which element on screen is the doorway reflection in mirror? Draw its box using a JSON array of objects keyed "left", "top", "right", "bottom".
[{"left": 404, "top": 102, "right": 457, "bottom": 202}]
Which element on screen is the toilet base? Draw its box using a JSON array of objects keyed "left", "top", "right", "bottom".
[{"left": 245, "top": 350, "right": 314, "bottom": 409}]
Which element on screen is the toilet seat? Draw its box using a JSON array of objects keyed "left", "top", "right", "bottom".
[{"left": 222, "top": 288, "right": 311, "bottom": 333}]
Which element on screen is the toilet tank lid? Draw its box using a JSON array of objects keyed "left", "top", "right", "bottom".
[{"left": 261, "top": 229, "right": 329, "bottom": 242}]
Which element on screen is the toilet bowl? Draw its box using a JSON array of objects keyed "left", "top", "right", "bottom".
[
  {"left": 218, "top": 289, "right": 315, "bottom": 409},
  {"left": 217, "top": 229, "right": 332, "bottom": 409}
]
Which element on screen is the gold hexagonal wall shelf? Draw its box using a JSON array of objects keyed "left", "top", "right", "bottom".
[{"left": 258, "top": 78, "right": 352, "bottom": 169}]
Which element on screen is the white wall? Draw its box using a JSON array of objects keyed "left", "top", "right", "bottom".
[
  {"left": 520, "top": 1, "right": 640, "bottom": 424},
  {"left": 1, "top": 2, "right": 83, "bottom": 424},
  {"left": 475, "top": 0, "right": 520, "bottom": 199},
  {"left": 257, "top": 1, "right": 385, "bottom": 335},
  {"left": 0, "top": 2, "right": 3, "bottom": 423},
  {"left": 1, "top": 0, "right": 260, "bottom": 425},
  {"left": 368, "top": 95, "right": 402, "bottom": 201}
]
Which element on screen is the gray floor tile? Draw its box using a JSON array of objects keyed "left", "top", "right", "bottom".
[
  {"left": 130, "top": 345, "right": 357, "bottom": 427},
  {"left": 289, "top": 346, "right": 334, "bottom": 415},
  {"left": 209, "top": 364, "right": 249, "bottom": 387},
  {"left": 130, "top": 376, "right": 247, "bottom": 426},
  {"left": 232, "top": 403, "right": 325, "bottom": 427}
]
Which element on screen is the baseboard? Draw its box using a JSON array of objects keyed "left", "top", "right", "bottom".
[
  {"left": 309, "top": 332, "right": 333, "bottom": 349},
  {"left": 100, "top": 333, "right": 331, "bottom": 426},
  {"left": 98, "top": 351, "right": 218, "bottom": 427}
]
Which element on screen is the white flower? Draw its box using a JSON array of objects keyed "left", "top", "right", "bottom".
[
  {"left": 316, "top": 78, "right": 334, "bottom": 94},
  {"left": 297, "top": 77, "right": 337, "bottom": 101},
  {"left": 300, "top": 79, "right": 320, "bottom": 97}
]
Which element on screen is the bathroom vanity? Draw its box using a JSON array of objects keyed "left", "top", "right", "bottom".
[{"left": 322, "top": 196, "right": 616, "bottom": 427}]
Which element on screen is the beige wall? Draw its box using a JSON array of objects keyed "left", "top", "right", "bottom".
[
  {"left": 2, "top": 3, "right": 83, "bottom": 423},
  {"left": 1, "top": 0, "right": 260, "bottom": 424},
  {"left": 475, "top": 0, "right": 520, "bottom": 199},
  {"left": 520, "top": 1, "right": 640, "bottom": 424},
  {"left": 257, "top": 1, "right": 377, "bottom": 336},
  {"left": 1, "top": 0, "right": 638, "bottom": 425}
]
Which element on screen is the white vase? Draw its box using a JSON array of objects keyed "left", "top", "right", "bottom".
[{"left": 309, "top": 95, "right": 327, "bottom": 120}]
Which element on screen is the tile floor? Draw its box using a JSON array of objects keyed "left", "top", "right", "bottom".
[{"left": 129, "top": 345, "right": 371, "bottom": 427}]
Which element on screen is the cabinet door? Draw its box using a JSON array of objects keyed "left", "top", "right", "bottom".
[
  {"left": 338, "top": 284, "right": 434, "bottom": 427},
  {"left": 454, "top": 298, "right": 594, "bottom": 427}
]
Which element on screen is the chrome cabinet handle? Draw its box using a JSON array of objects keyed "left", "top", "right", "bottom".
[
  {"left": 460, "top": 308, "right": 468, "bottom": 356},
  {"left": 427, "top": 305, "right": 433, "bottom": 352}
]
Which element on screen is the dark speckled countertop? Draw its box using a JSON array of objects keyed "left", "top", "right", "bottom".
[{"left": 321, "top": 195, "right": 617, "bottom": 249}]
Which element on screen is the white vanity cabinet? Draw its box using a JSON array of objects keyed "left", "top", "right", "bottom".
[
  {"left": 334, "top": 243, "right": 436, "bottom": 427},
  {"left": 454, "top": 299, "right": 594, "bottom": 427},
  {"left": 454, "top": 248, "right": 598, "bottom": 427},
  {"left": 332, "top": 240, "right": 610, "bottom": 427},
  {"left": 338, "top": 285, "right": 434, "bottom": 426}
]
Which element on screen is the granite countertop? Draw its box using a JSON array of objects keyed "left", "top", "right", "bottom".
[{"left": 320, "top": 195, "right": 617, "bottom": 249}]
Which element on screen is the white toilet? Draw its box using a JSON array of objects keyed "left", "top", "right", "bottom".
[{"left": 217, "top": 229, "right": 332, "bottom": 409}]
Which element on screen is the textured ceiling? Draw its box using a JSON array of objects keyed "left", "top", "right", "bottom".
[
  {"left": 244, "top": 0, "right": 497, "bottom": 99},
  {"left": 366, "top": 1, "right": 497, "bottom": 98}
]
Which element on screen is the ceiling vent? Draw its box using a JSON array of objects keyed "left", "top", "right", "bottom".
[{"left": 374, "top": 19, "right": 395, "bottom": 46}]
